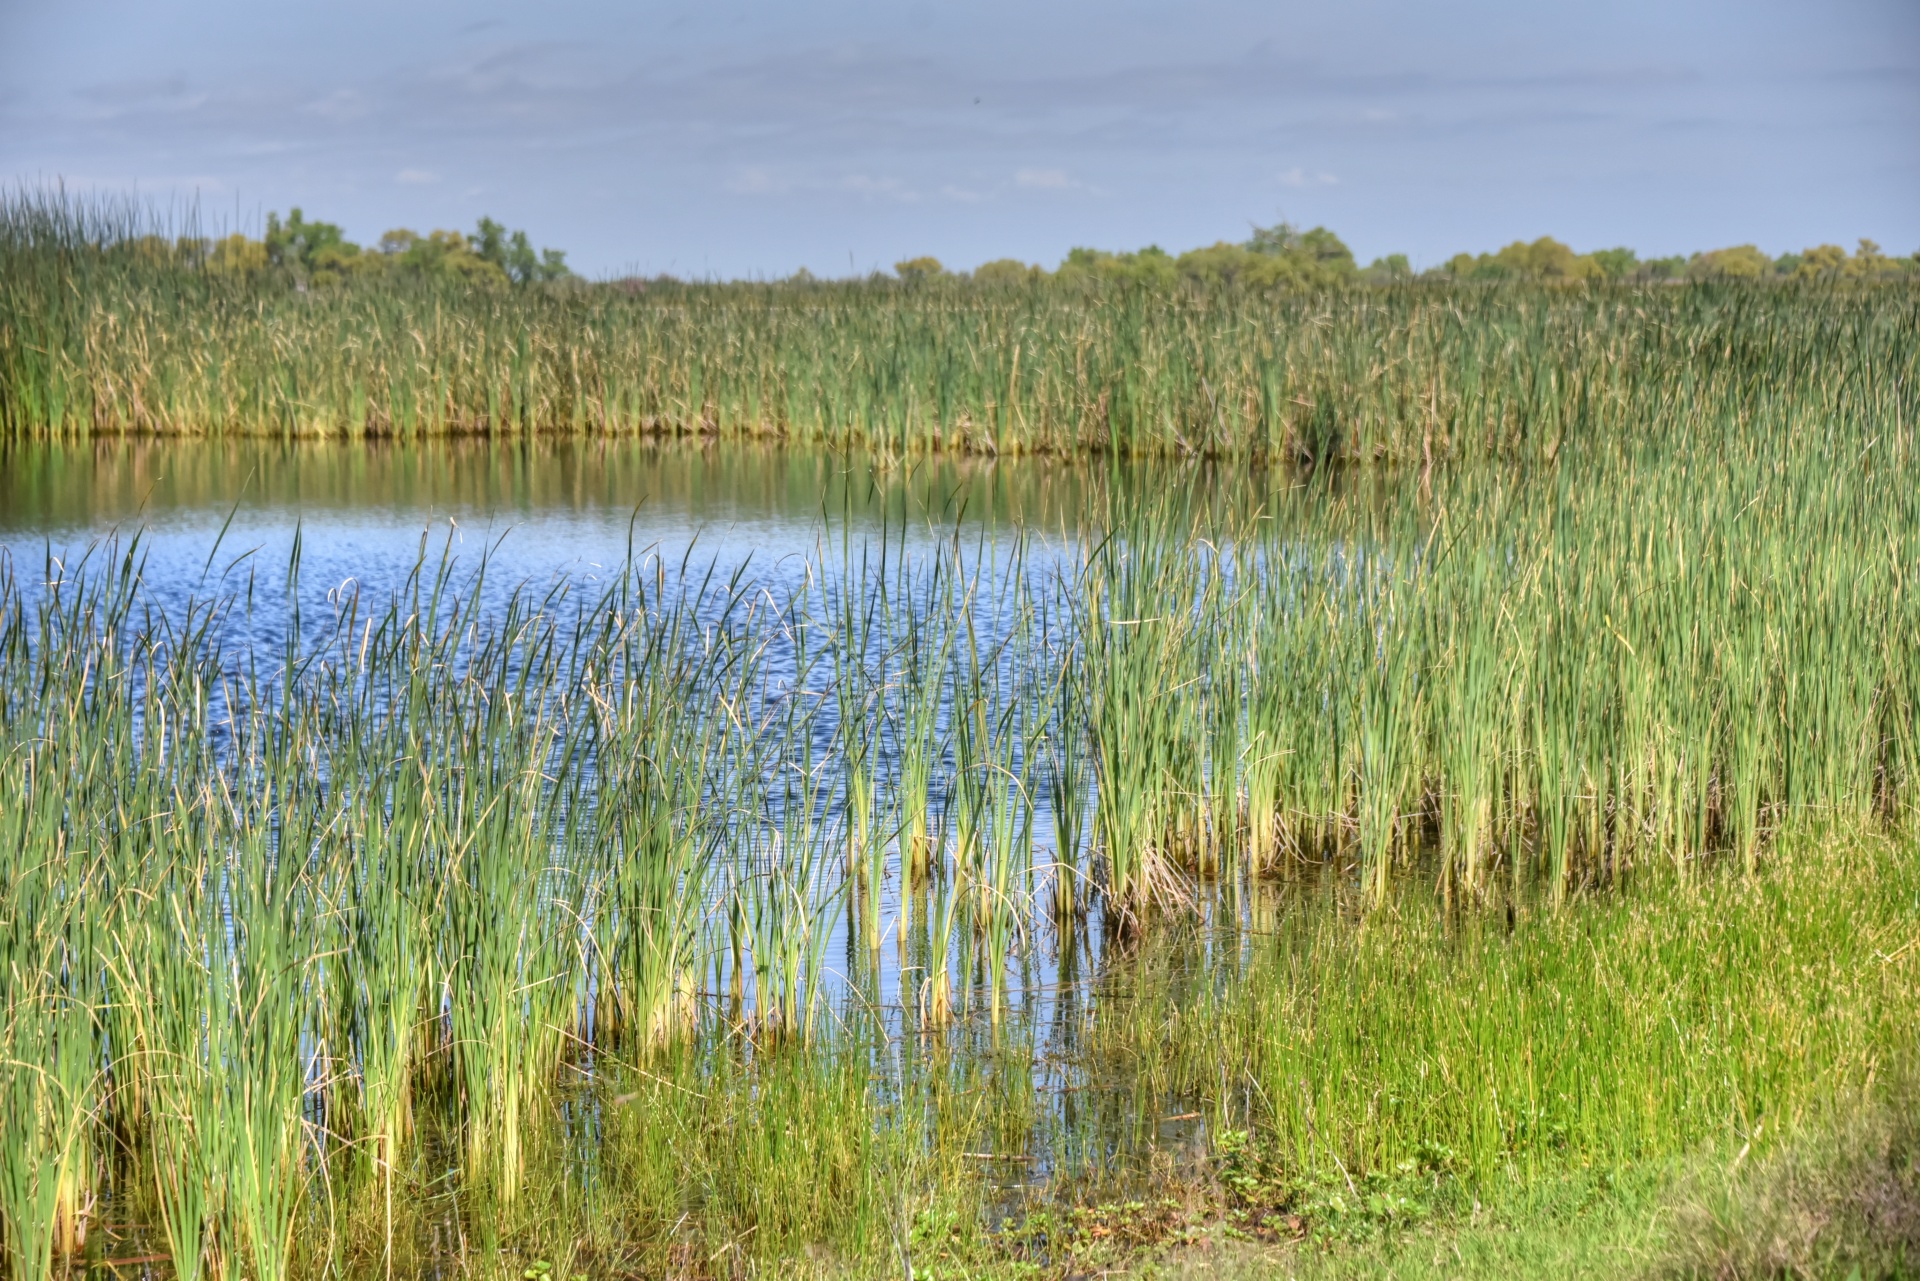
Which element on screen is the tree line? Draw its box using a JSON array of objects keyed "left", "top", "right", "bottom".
[
  {"left": 108, "top": 209, "right": 572, "bottom": 287},
  {"left": 38, "top": 198, "right": 1918, "bottom": 290},
  {"left": 887, "top": 225, "right": 1920, "bottom": 288}
]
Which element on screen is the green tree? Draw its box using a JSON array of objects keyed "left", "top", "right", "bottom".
[
  {"left": 473, "top": 218, "right": 571, "bottom": 284},
  {"left": 207, "top": 232, "right": 268, "bottom": 277},
  {"left": 1505, "top": 238, "right": 1600, "bottom": 281},
  {"left": 971, "top": 258, "right": 1043, "bottom": 285},
  {"left": 1052, "top": 247, "right": 1111, "bottom": 283},
  {"left": 1590, "top": 247, "right": 1639, "bottom": 280},
  {"left": 1052, "top": 246, "right": 1178, "bottom": 287},
  {"left": 1175, "top": 242, "right": 1261, "bottom": 287},
  {"left": 473, "top": 217, "right": 509, "bottom": 270},
  {"left": 373, "top": 228, "right": 509, "bottom": 284},
  {"left": 265, "top": 208, "right": 357, "bottom": 277},
  {"left": 1690, "top": 244, "right": 1771, "bottom": 280},
  {"left": 1244, "top": 222, "right": 1356, "bottom": 286},
  {"left": 893, "top": 256, "right": 946, "bottom": 283},
  {"left": 1793, "top": 244, "right": 1848, "bottom": 281},
  {"left": 1361, "top": 253, "right": 1412, "bottom": 282},
  {"left": 1849, "top": 238, "right": 1908, "bottom": 279},
  {"left": 1443, "top": 238, "right": 1599, "bottom": 283}
]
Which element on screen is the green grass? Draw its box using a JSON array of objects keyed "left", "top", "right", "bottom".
[
  {"left": 1100, "top": 830, "right": 1920, "bottom": 1193},
  {"left": 2, "top": 435, "right": 1918, "bottom": 1271},
  {"left": 3, "top": 195, "right": 1916, "bottom": 461},
  {"left": 3, "top": 193, "right": 1919, "bottom": 1277}
]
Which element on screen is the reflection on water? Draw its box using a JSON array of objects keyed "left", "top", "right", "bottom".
[
  {"left": 1, "top": 437, "right": 1416, "bottom": 1278},
  {"left": 0, "top": 436, "right": 1334, "bottom": 645},
  {"left": 1, "top": 433, "right": 1307, "bottom": 538}
]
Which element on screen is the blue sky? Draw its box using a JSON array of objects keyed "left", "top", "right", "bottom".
[{"left": 2, "top": 0, "right": 1915, "bottom": 278}]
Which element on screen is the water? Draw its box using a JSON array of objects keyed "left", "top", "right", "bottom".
[
  {"left": 0, "top": 439, "right": 1569, "bottom": 1276},
  {"left": 0, "top": 435, "right": 1180, "bottom": 573},
  {"left": 0, "top": 439, "right": 1315, "bottom": 1106},
  {"left": 0, "top": 434, "right": 1149, "bottom": 963}
]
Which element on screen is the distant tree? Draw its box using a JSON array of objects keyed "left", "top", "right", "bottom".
[
  {"left": 1051, "top": 246, "right": 1178, "bottom": 287},
  {"left": 473, "top": 217, "right": 509, "bottom": 269},
  {"left": 1690, "top": 244, "right": 1770, "bottom": 280},
  {"left": 1052, "top": 247, "right": 1108, "bottom": 283},
  {"left": 471, "top": 218, "right": 571, "bottom": 284},
  {"left": 1590, "top": 247, "right": 1639, "bottom": 280},
  {"left": 117, "top": 235, "right": 179, "bottom": 267},
  {"left": 1494, "top": 238, "right": 1600, "bottom": 281},
  {"left": 894, "top": 256, "right": 946, "bottom": 283},
  {"left": 370, "top": 228, "right": 508, "bottom": 284},
  {"left": 266, "top": 208, "right": 358, "bottom": 281},
  {"left": 1793, "top": 244, "right": 1848, "bottom": 281},
  {"left": 1361, "top": 253, "right": 1413, "bottom": 282},
  {"left": 1244, "top": 222, "right": 1356, "bottom": 286},
  {"left": 971, "top": 258, "right": 1042, "bottom": 285},
  {"left": 207, "top": 232, "right": 268, "bottom": 277},
  {"left": 1436, "top": 238, "right": 1606, "bottom": 283},
  {"left": 1110, "top": 246, "right": 1179, "bottom": 287},
  {"left": 1175, "top": 242, "right": 1263, "bottom": 287},
  {"left": 1850, "top": 238, "right": 1906, "bottom": 279},
  {"left": 506, "top": 230, "right": 538, "bottom": 282}
]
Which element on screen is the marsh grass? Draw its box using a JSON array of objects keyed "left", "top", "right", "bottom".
[
  {"left": 1, "top": 266, "right": 1918, "bottom": 1273},
  {"left": 1657, "top": 1073, "right": 1920, "bottom": 1280},
  {"left": 5, "top": 194, "right": 1917, "bottom": 464}
]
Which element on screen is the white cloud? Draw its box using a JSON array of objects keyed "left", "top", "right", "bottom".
[
  {"left": 838, "top": 174, "right": 918, "bottom": 201},
  {"left": 395, "top": 168, "right": 439, "bottom": 185},
  {"left": 724, "top": 166, "right": 788, "bottom": 195},
  {"left": 1015, "top": 167, "right": 1073, "bottom": 190},
  {"left": 306, "top": 89, "right": 370, "bottom": 122},
  {"left": 726, "top": 168, "right": 941, "bottom": 202},
  {"left": 1276, "top": 167, "right": 1339, "bottom": 188}
]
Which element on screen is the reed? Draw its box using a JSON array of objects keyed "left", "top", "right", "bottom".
[
  {"left": 0, "top": 310, "right": 1916, "bottom": 1272},
  {"left": 6, "top": 195, "right": 1916, "bottom": 465}
]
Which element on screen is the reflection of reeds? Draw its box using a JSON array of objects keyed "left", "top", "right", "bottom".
[{"left": 1045, "top": 649, "right": 1091, "bottom": 927}]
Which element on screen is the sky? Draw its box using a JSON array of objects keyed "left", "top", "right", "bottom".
[{"left": 2, "top": 0, "right": 1916, "bottom": 279}]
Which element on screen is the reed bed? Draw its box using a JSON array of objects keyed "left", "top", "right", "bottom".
[
  {"left": 3, "top": 186, "right": 1920, "bottom": 1270},
  {"left": 1, "top": 373, "right": 1916, "bottom": 1273},
  {"left": 4, "top": 196, "right": 1916, "bottom": 462}
]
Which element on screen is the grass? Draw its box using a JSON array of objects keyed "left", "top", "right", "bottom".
[
  {"left": 2, "top": 193, "right": 1919, "bottom": 1278},
  {"left": 1097, "top": 832, "right": 1920, "bottom": 1195},
  {"left": 0, "top": 476, "right": 1913, "bottom": 1275},
  {"left": 3, "top": 194, "right": 1917, "bottom": 462},
  {"left": 1656, "top": 1074, "right": 1920, "bottom": 1280},
  {"left": 1083, "top": 1078, "right": 1920, "bottom": 1281}
]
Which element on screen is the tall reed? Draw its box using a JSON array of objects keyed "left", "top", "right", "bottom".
[
  {"left": 7, "top": 193, "right": 1915, "bottom": 464},
  {"left": 0, "top": 346, "right": 1916, "bottom": 1272}
]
